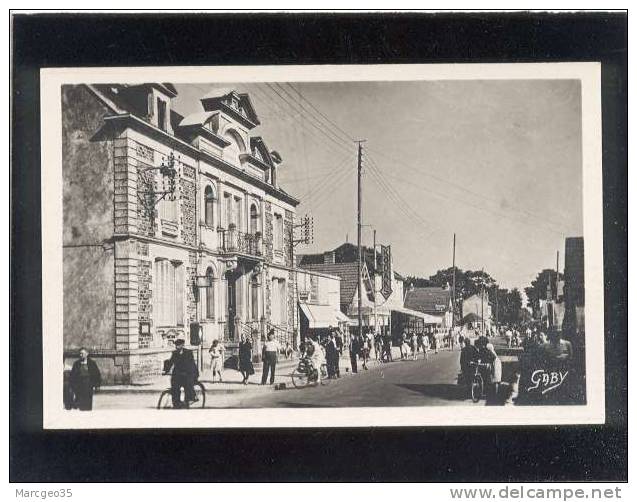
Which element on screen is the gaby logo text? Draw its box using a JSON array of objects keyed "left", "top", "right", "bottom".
[{"left": 528, "top": 369, "right": 569, "bottom": 394}]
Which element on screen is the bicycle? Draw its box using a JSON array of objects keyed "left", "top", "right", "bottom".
[
  {"left": 291, "top": 358, "right": 329, "bottom": 389},
  {"left": 467, "top": 360, "right": 491, "bottom": 403},
  {"left": 157, "top": 377, "right": 206, "bottom": 409}
]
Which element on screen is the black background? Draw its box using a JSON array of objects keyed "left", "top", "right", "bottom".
[{"left": 11, "top": 11, "right": 628, "bottom": 482}]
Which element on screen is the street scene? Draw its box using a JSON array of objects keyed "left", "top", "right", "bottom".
[{"left": 60, "top": 78, "right": 586, "bottom": 412}]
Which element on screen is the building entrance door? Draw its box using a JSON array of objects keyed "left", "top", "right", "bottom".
[{"left": 227, "top": 273, "right": 237, "bottom": 340}]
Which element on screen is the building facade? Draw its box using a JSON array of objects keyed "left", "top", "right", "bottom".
[
  {"left": 296, "top": 268, "right": 348, "bottom": 343},
  {"left": 62, "top": 84, "right": 299, "bottom": 384},
  {"left": 403, "top": 286, "right": 453, "bottom": 328},
  {"left": 461, "top": 294, "right": 493, "bottom": 331}
]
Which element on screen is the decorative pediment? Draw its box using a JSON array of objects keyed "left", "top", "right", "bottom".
[{"left": 200, "top": 89, "right": 260, "bottom": 129}]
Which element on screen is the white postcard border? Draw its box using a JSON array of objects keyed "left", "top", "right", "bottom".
[{"left": 41, "top": 63, "right": 604, "bottom": 429}]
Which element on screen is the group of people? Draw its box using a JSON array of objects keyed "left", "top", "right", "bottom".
[
  {"left": 459, "top": 334, "right": 507, "bottom": 402},
  {"left": 396, "top": 328, "right": 462, "bottom": 361}
]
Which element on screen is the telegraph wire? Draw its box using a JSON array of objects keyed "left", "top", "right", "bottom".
[
  {"left": 280, "top": 83, "right": 568, "bottom": 234},
  {"left": 367, "top": 145, "right": 567, "bottom": 231},
  {"left": 274, "top": 82, "right": 356, "bottom": 146},
  {"left": 259, "top": 83, "right": 353, "bottom": 155},
  {"left": 285, "top": 82, "right": 357, "bottom": 142}
]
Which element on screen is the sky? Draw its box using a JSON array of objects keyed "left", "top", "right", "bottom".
[{"left": 172, "top": 79, "right": 583, "bottom": 292}]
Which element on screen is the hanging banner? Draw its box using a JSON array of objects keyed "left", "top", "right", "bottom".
[{"left": 380, "top": 245, "right": 392, "bottom": 299}]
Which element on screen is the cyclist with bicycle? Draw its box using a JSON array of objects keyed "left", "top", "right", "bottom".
[{"left": 163, "top": 334, "right": 199, "bottom": 409}]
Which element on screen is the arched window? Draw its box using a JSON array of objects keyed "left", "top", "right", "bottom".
[
  {"left": 223, "top": 129, "right": 246, "bottom": 167},
  {"left": 249, "top": 203, "right": 258, "bottom": 235},
  {"left": 205, "top": 266, "right": 215, "bottom": 319},
  {"left": 204, "top": 185, "right": 215, "bottom": 227}
]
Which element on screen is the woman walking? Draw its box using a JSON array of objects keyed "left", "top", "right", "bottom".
[
  {"left": 209, "top": 339, "right": 225, "bottom": 383},
  {"left": 238, "top": 335, "right": 255, "bottom": 385}
]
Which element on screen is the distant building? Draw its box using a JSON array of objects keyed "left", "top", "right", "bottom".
[
  {"left": 296, "top": 268, "right": 348, "bottom": 343},
  {"left": 562, "top": 237, "right": 585, "bottom": 336},
  {"left": 462, "top": 294, "right": 492, "bottom": 330},
  {"left": 298, "top": 243, "right": 437, "bottom": 336},
  {"left": 403, "top": 286, "right": 453, "bottom": 328}
]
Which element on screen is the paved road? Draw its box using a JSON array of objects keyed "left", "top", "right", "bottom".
[
  {"left": 224, "top": 348, "right": 475, "bottom": 408},
  {"left": 92, "top": 347, "right": 478, "bottom": 409}
]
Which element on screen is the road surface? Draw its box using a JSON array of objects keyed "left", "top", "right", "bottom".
[{"left": 93, "top": 348, "right": 479, "bottom": 409}]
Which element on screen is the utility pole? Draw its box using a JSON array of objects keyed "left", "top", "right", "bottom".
[
  {"left": 356, "top": 140, "right": 366, "bottom": 337},
  {"left": 481, "top": 268, "right": 485, "bottom": 334},
  {"left": 495, "top": 287, "right": 499, "bottom": 328},
  {"left": 451, "top": 233, "right": 456, "bottom": 332},
  {"left": 555, "top": 249, "right": 560, "bottom": 328},
  {"left": 373, "top": 229, "right": 378, "bottom": 335}
]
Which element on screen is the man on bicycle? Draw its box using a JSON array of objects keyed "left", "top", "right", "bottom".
[{"left": 164, "top": 334, "right": 199, "bottom": 408}]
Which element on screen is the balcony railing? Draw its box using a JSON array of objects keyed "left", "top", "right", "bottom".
[{"left": 219, "top": 228, "right": 263, "bottom": 258}]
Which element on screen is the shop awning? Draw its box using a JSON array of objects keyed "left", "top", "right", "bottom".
[
  {"left": 299, "top": 303, "right": 349, "bottom": 329},
  {"left": 392, "top": 306, "right": 443, "bottom": 324}
]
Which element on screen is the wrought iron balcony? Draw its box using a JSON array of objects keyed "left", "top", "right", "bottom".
[{"left": 219, "top": 228, "right": 264, "bottom": 258}]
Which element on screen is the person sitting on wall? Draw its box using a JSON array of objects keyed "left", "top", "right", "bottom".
[{"left": 164, "top": 334, "right": 198, "bottom": 408}]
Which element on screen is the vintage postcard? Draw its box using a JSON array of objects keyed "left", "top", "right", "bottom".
[{"left": 41, "top": 63, "right": 604, "bottom": 428}]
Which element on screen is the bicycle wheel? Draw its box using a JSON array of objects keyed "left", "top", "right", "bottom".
[
  {"left": 471, "top": 375, "right": 483, "bottom": 403},
  {"left": 192, "top": 382, "right": 206, "bottom": 408},
  {"left": 291, "top": 368, "right": 309, "bottom": 389},
  {"left": 157, "top": 389, "right": 173, "bottom": 409}
]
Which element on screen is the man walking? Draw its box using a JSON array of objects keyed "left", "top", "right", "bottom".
[
  {"left": 349, "top": 333, "right": 361, "bottom": 373},
  {"left": 261, "top": 329, "right": 280, "bottom": 385},
  {"left": 325, "top": 331, "right": 341, "bottom": 378}
]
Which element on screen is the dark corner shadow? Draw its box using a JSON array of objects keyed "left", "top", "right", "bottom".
[{"left": 395, "top": 383, "right": 467, "bottom": 401}]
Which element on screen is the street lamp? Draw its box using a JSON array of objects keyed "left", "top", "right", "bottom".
[{"left": 137, "top": 151, "right": 181, "bottom": 225}]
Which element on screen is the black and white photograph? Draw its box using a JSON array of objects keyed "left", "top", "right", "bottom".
[
  {"left": 39, "top": 63, "right": 604, "bottom": 428},
  {"left": 10, "top": 10, "right": 628, "bottom": 489}
]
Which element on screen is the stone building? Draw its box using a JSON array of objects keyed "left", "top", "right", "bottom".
[{"left": 62, "top": 83, "right": 299, "bottom": 384}]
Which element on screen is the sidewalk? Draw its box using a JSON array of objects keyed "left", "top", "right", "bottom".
[{"left": 99, "top": 346, "right": 459, "bottom": 395}]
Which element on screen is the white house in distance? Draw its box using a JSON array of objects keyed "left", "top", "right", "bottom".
[{"left": 461, "top": 293, "right": 492, "bottom": 331}]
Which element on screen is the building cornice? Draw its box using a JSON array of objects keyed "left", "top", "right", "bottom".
[{"left": 99, "top": 113, "right": 300, "bottom": 207}]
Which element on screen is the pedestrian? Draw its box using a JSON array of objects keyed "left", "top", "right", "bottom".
[
  {"left": 334, "top": 327, "right": 344, "bottom": 356},
  {"left": 349, "top": 333, "right": 361, "bottom": 373},
  {"left": 261, "top": 329, "right": 280, "bottom": 385},
  {"left": 423, "top": 332, "right": 430, "bottom": 360},
  {"left": 485, "top": 343, "right": 502, "bottom": 401},
  {"left": 382, "top": 332, "right": 392, "bottom": 362},
  {"left": 164, "top": 334, "right": 198, "bottom": 408},
  {"left": 69, "top": 347, "right": 101, "bottom": 411},
  {"left": 208, "top": 339, "right": 225, "bottom": 383},
  {"left": 238, "top": 335, "right": 255, "bottom": 385},
  {"left": 459, "top": 338, "right": 478, "bottom": 385},
  {"left": 284, "top": 341, "right": 293, "bottom": 359},
  {"left": 432, "top": 331, "right": 439, "bottom": 354},
  {"left": 505, "top": 328, "right": 513, "bottom": 348},
  {"left": 374, "top": 331, "right": 382, "bottom": 360},
  {"left": 410, "top": 332, "right": 418, "bottom": 360},
  {"left": 325, "top": 332, "right": 340, "bottom": 378}
]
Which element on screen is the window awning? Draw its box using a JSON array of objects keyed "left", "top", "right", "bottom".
[
  {"left": 392, "top": 306, "right": 443, "bottom": 324},
  {"left": 299, "top": 303, "right": 349, "bottom": 329}
]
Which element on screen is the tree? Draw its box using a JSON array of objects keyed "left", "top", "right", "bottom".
[
  {"left": 407, "top": 267, "right": 498, "bottom": 303},
  {"left": 524, "top": 269, "right": 564, "bottom": 315}
]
